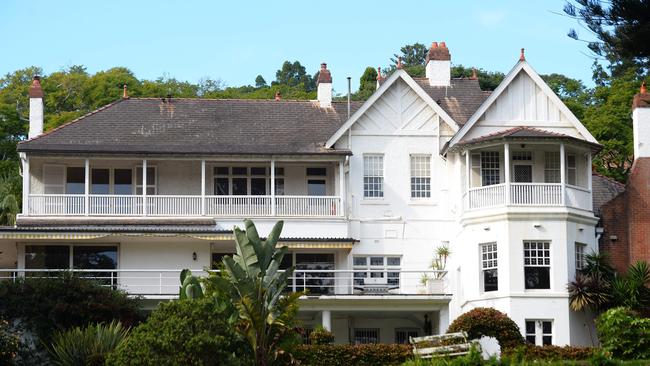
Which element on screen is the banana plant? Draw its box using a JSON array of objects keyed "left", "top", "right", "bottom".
[
  {"left": 220, "top": 219, "right": 300, "bottom": 366},
  {"left": 179, "top": 269, "right": 204, "bottom": 300}
]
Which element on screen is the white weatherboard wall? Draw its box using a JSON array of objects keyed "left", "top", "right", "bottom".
[{"left": 465, "top": 71, "right": 585, "bottom": 140}]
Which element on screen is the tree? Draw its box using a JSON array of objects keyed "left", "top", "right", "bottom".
[
  {"left": 0, "top": 175, "right": 20, "bottom": 226},
  {"left": 353, "top": 67, "right": 378, "bottom": 101},
  {"left": 390, "top": 43, "right": 428, "bottom": 68},
  {"left": 564, "top": 0, "right": 650, "bottom": 76},
  {"left": 215, "top": 220, "right": 300, "bottom": 366},
  {"left": 273, "top": 61, "right": 315, "bottom": 92},
  {"left": 255, "top": 75, "right": 267, "bottom": 88},
  {"left": 451, "top": 65, "right": 505, "bottom": 91}
]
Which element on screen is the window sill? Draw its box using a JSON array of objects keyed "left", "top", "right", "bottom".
[
  {"left": 360, "top": 200, "right": 389, "bottom": 206},
  {"left": 408, "top": 200, "right": 437, "bottom": 206}
]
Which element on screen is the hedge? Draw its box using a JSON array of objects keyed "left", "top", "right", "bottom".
[
  {"left": 597, "top": 307, "right": 650, "bottom": 360},
  {"left": 503, "top": 344, "right": 595, "bottom": 361},
  {"left": 291, "top": 344, "right": 413, "bottom": 366},
  {"left": 446, "top": 307, "right": 524, "bottom": 351}
]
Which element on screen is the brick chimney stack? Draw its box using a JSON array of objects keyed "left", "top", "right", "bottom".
[
  {"left": 28, "top": 76, "right": 44, "bottom": 139},
  {"left": 632, "top": 81, "right": 650, "bottom": 159},
  {"left": 425, "top": 41, "right": 451, "bottom": 87},
  {"left": 316, "top": 63, "right": 332, "bottom": 108}
]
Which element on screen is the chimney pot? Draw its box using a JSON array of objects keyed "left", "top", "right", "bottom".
[
  {"left": 28, "top": 75, "right": 44, "bottom": 139},
  {"left": 376, "top": 67, "right": 383, "bottom": 81},
  {"left": 471, "top": 68, "right": 478, "bottom": 80},
  {"left": 123, "top": 84, "right": 129, "bottom": 99},
  {"left": 641, "top": 81, "right": 647, "bottom": 94},
  {"left": 275, "top": 91, "right": 281, "bottom": 101},
  {"left": 440, "top": 41, "right": 446, "bottom": 48},
  {"left": 431, "top": 42, "right": 438, "bottom": 49},
  {"left": 29, "top": 75, "right": 44, "bottom": 98}
]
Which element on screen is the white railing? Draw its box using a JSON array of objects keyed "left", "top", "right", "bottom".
[
  {"left": 566, "top": 185, "right": 592, "bottom": 211},
  {"left": 0, "top": 269, "right": 448, "bottom": 297},
  {"left": 275, "top": 196, "right": 341, "bottom": 217},
  {"left": 467, "top": 184, "right": 506, "bottom": 209},
  {"left": 28, "top": 194, "right": 85, "bottom": 215},
  {"left": 27, "top": 195, "right": 342, "bottom": 218},
  {"left": 510, "top": 183, "right": 562, "bottom": 206}
]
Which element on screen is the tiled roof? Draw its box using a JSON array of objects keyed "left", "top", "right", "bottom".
[
  {"left": 18, "top": 98, "right": 363, "bottom": 155},
  {"left": 592, "top": 173, "right": 625, "bottom": 216},
  {"left": 454, "top": 126, "right": 602, "bottom": 151},
  {"left": 412, "top": 78, "right": 490, "bottom": 125}
]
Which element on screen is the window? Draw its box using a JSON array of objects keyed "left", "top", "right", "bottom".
[
  {"left": 306, "top": 167, "right": 327, "bottom": 196},
  {"left": 511, "top": 151, "right": 532, "bottom": 162},
  {"left": 524, "top": 241, "right": 551, "bottom": 289},
  {"left": 91, "top": 169, "right": 110, "bottom": 194},
  {"left": 525, "top": 320, "right": 553, "bottom": 346},
  {"left": 353, "top": 256, "right": 401, "bottom": 287},
  {"left": 306, "top": 167, "right": 327, "bottom": 176},
  {"left": 410, "top": 155, "right": 431, "bottom": 198},
  {"left": 480, "top": 243, "right": 498, "bottom": 292},
  {"left": 481, "top": 151, "right": 500, "bottom": 186},
  {"left": 395, "top": 328, "right": 419, "bottom": 344},
  {"left": 512, "top": 151, "right": 533, "bottom": 183},
  {"left": 470, "top": 153, "right": 481, "bottom": 188},
  {"left": 295, "top": 253, "right": 335, "bottom": 295},
  {"left": 567, "top": 154, "right": 577, "bottom": 185},
  {"left": 114, "top": 169, "right": 133, "bottom": 194},
  {"left": 25, "top": 245, "right": 70, "bottom": 269},
  {"left": 213, "top": 166, "right": 284, "bottom": 196},
  {"left": 135, "top": 166, "right": 156, "bottom": 195},
  {"left": 24, "top": 244, "right": 118, "bottom": 284},
  {"left": 544, "top": 152, "right": 560, "bottom": 183},
  {"left": 354, "top": 328, "right": 379, "bottom": 344},
  {"left": 363, "top": 155, "right": 384, "bottom": 198},
  {"left": 575, "top": 242, "right": 587, "bottom": 272},
  {"left": 66, "top": 167, "right": 85, "bottom": 194},
  {"left": 43, "top": 165, "right": 65, "bottom": 194}
]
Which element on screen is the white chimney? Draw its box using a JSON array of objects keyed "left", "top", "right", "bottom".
[
  {"left": 425, "top": 41, "right": 451, "bottom": 87},
  {"left": 28, "top": 76, "right": 44, "bottom": 139},
  {"left": 317, "top": 63, "right": 332, "bottom": 108},
  {"left": 633, "top": 81, "right": 650, "bottom": 159}
]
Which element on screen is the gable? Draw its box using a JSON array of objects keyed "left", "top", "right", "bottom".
[
  {"left": 352, "top": 79, "right": 440, "bottom": 134},
  {"left": 449, "top": 62, "right": 598, "bottom": 146}
]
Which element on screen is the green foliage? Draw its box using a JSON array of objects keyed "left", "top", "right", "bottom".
[
  {"left": 0, "top": 174, "right": 20, "bottom": 226},
  {"left": 0, "top": 318, "right": 19, "bottom": 365},
  {"left": 503, "top": 344, "right": 594, "bottom": 361},
  {"left": 353, "top": 67, "right": 379, "bottom": 101},
  {"left": 255, "top": 75, "right": 267, "bottom": 88},
  {"left": 309, "top": 326, "right": 335, "bottom": 345},
  {"left": 107, "top": 298, "right": 249, "bottom": 366},
  {"left": 452, "top": 65, "right": 505, "bottom": 91},
  {"left": 273, "top": 60, "right": 316, "bottom": 92},
  {"left": 292, "top": 344, "right": 413, "bottom": 366},
  {"left": 179, "top": 269, "right": 205, "bottom": 300},
  {"left": 446, "top": 307, "right": 524, "bottom": 351},
  {"left": 0, "top": 273, "right": 142, "bottom": 342},
  {"left": 217, "top": 219, "right": 301, "bottom": 366},
  {"left": 48, "top": 321, "right": 128, "bottom": 366},
  {"left": 610, "top": 261, "right": 650, "bottom": 312},
  {"left": 596, "top": 307, "right": 650, "bottom": 360}
]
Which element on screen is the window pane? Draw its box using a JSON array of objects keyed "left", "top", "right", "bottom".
[
  {"left": 215, "top": 178, "right": 229, "bottom": 195},
  {"left": 525, "top": 321, "right": 535, "bottom": 334},
  {"left": 232, "top": 167, "right": 247, "bottom": 175},
  {"left": 73, "top": 246, "right": 117, "bottom": 269},
  {"left": 250, "top": 178, "right": 267, "bottom": 195},
  {"left": 136, "top": 167, "right": 156, "bottom": 185},
  {"left": 274, "top": 167, "right": 284, "bottom": 176},
  {"left": 526, "top": 336, "right": 536, "bottom": 344},
  {"left": 215, "top": 167, "right": 229, "bottom": 175},
  {"left": 353, "top": 257, "right": 367, "bottom": 266},
  {"left": 66, "top": 167, "right": 85, "bottom": 194},
  {"left": 524, "top": 267, "right": 550, "bottom": 289},
  {"left": 91, "top": 169, "right": 110, "bottom": 194},
  {"left": 306, "top": 167, "right": 327, "bottom": 176},
  {"left": 480, "top": 151, "right": 500, "bottom": 186},
  {"left": 232, "top": 178, "right": 247, "bottom": 195},
  {"left": 542, "top": 321, "right": 552, "bottom": 334},
  {"left": 251, "top": 167, "right": 266, "bottom": 175},
  {"left": 370, "top": 257, "right": 384, "bottom": 266},
  {"left": 114, "top": 169, "right": 132, "bottom": 194},
  {"left": 25, "top": 245, "right": 69, "bottom": 269},
  {"left": 354, "top": 329, "right": 379, "bottom": 344},
  {"left": 363, "top": 155, "right": 384, "bottom": 198},
  {"left": 410, "top": 155, "right": 431, "bottom": 198},
  {"left": 274, "top": 178, "right": 285, "bottom": 195},
  {"left": 542, "top": 336, "right": 552, "bottom": 345},
  {"left": 483, "top": 269, "right": 498, "bottom": 292},
  {"left": 387, "top": 257, "right": 401, "bottom": 266},
  {"left": 307, "top": 179, "right": 326, "bottom": 196}
]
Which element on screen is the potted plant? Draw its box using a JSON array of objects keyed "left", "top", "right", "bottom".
[{"left": 420, "top": 244, "right": 450, "bottom": 294}]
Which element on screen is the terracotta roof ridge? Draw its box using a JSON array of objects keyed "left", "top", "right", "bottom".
[
  {"left": 19, "top": 98, "right": 127, "bottom": 145},
  {"left": 126, "top": 97, "right": 330, "bottom": 103}
]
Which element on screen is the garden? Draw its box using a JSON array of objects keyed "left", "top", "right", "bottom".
[{"left": 0, "top": 220, "right": 649, "bottom": 365}]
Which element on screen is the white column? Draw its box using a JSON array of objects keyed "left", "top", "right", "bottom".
[
  {"left": 339, "top": 159, "right": 346, "bottom": 217},
  {"left": 84, "top": 158, "right": 90, "bottom": 216},
  {"left": 201, "top": 160, "right": 206, "bottom": 216},
  {"left": 270, "top": 158, "right": 276, "bottom": 216},
  {"left": 587, "top": 152, "right": 593, "bottom": 211},
  {"left": 504, "top": 143, "right": 511, "bottom": 205},
  {"left": 322, "top": 310, "right": 332, "bottom": 331},
  {"left": 142, "top": 159, "right": 148, "bottom": 216},
  {"left": 465, "top": 150, "right": 470, "bottom": 191},
  {"left": 560, "top": 143, "right": 566, "bottom": 206},
  {"left": 21, "top": 153, "right": 29, "bottom": 215},
  {"left": 438, "top": 307, "right": 449, "bottom": 335}
]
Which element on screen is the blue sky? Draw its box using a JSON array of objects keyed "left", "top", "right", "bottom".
[{"left": 2, "top": 0, "right": 597, "bottom": 94}]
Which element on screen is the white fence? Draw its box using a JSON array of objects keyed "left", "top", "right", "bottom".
[
  {"left": 467, "top": 184, "right": 506, "bottom": 209},
  {"left": 27, "top": 195, "right": 343, "bottom": 218},
  {"left": 0, "top": 269, "right": 447, "bottom": 297},
  {"left": 510, "top": 183, "right": 562, "bottom": 206},
  {"left": 466, "top": 183, "right": 591, "bottom": 211}
]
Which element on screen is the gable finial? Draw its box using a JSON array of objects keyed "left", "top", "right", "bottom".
[
  {"left": 471, "top": 68, "right": 478, "bottom": 80},
  {"left": 376, "top": 67, "right": 383, "bottom": 81},
  {"left": 122, "top": 84, "right": 129, "bottom": 99},
  {"left": 396, "top": 56, "right": 403, "bottom": 70},
  {"left": 519, "top": 48, "right": 526, "bottom": 61},
  {"left": 641, "top": 81, "right": 647, "bottom": 94}
]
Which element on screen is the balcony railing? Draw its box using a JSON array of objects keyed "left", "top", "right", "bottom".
[
  {"left": 0, "top": 269, "right": 448, "bottom": 297},
  {"left": 27, "top": 194, "right": 343, "bottom": 218},
  {"left": 465, "top": 183, "right": 592, "bottom": 211}
]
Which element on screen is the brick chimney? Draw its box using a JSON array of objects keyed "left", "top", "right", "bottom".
[
  {"left": 632, "top": 81, "right": 650, "bottom": 159},
  {"left": 317, "top": 63, "right": 332, "bottom": 108},
  {"left": 28, "top": 76, "right": 44, "bottom": 139},
  {"left": 425, "top": 41, "right": 451, "bottom": 87}
]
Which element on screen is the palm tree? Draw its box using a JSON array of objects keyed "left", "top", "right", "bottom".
[
  {"left": 219, "top": 219, "right": 301, "bottom": 366},
  {"left": 611, "top": 261, "right": 650, "bottom": 313},
  {"left": 0, "top": 175, "right": 20, "bottom": 226}
]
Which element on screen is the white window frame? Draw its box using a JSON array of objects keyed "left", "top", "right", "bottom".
[
  {"left": 544, "top": 151, "right": 560, "bottom": 183},
  {"left": 23, "top": 242, "right": 120, "bottom": 270},
  {"left": 480, "top": 151, "right": 500, "bottom": 186},
  {"left": 525, "top": 319, "right": 553, "bottom": 346},
  {"left": 363, "top": 154, "right": 384, "bottom": 198},
  {"left": 470, "top": 153, "right": 481, "bottom": 188},
  {"left": 353, "top": 255, "right": 401, "bottom": 287},
  {"left": 410, "top": 154, "right": 431, "bottom": 199},
  {"left": 480, "top": 242, "right": 498, "bottom": 292},
  {"left": 43, "top": 164, "right": 66, "bottom": 194},
  {"left": 135, "top": 165, "right": 157, "bottom": 195},
  {"left": 306, "top": 166, "right": 328, "bottom": 196},
  {"left": 575, "top": 242, "right": 587, "bottom": 272},
  {"left": 511, "top": 151, "right": 533, "bottom": 183},
  {"left": 213, "top": 166, "right": 284, "bottom": 196},
  {"left": 566, "top": 154, "right": 577, "bottom": 186},
  {"left": 523, "top": 240, "right": 551, "bottom": 290}
]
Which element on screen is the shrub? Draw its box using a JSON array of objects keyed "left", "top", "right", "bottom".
[
  {"left": 106, "top": 298, "right": 250, "bottom": 366},
  {"left": 502, "top": 344, "right": 594, "bottom": 361},
  {"left": 309, "top": 326, "right": 335, "bottom": 345},
  {"left": 48, "top": 321, "right": 129, "bottom": 366},
  {"left": 446, "top": 307, "right": 524, "bottom": 351},
  {"left": 596, "top": 307, "right": 650, "bottom": 360},
  {"left": 0, "top": 318, "right": 19, "bottom": 365},
  {"left": 0, "top": 273, "right": 142, "bottom": 341},
  {"left": 291, "top": 344, "right": 412, "bottom": 366}
]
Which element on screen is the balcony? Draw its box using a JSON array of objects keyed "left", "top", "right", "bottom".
[
  {"left": 465, "top": 183, "right": 591, "bottom": 211},
  {"left": 0, "top": 269, "right": 448, "bottom": 298}
]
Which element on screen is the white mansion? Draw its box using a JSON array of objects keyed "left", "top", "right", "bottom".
[{"left": 0, "top": 43, "right": 608, "bottom": 346}]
